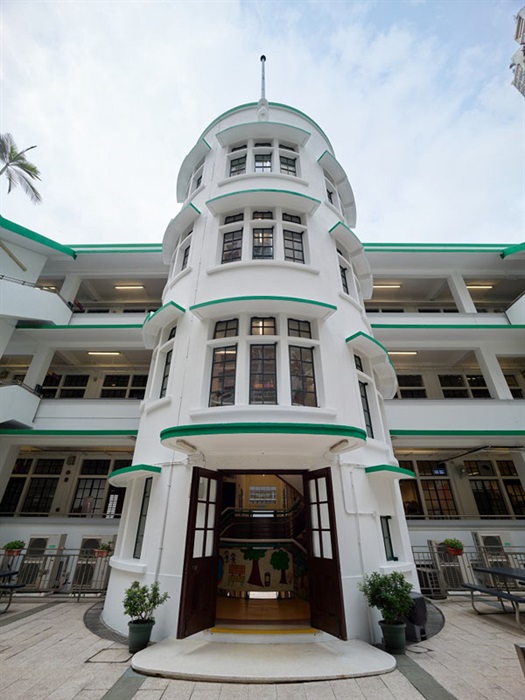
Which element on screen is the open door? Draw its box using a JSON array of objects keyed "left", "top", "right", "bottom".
[
  {"left": 177, "top": 467, "right": 222, "bottom": 638},
  {"left": 304, "top": 467, "right": 347, "bottom": 640}
]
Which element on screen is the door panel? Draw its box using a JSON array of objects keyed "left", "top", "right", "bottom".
[
  {"left": 304, "top": 467, "right": 347, "bottom": 640},
  {"left": 177, "top": 467, "right": 222, "bottom": 639}
]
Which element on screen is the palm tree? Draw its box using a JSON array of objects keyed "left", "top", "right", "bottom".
[{"left": 0, "top": 133, "right": 42, "bottom": 204}]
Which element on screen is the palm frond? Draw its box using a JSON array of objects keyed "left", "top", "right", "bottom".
[
  {"left": 16, "top": 171, "right": 43, "bottom": 204},
  {"left": 0, "top": 132, "right": 42, "bottom": 204}
]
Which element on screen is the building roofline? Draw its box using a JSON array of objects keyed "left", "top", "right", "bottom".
[{"left": 0, "top": 215, "right": 77, "bottom": 259}]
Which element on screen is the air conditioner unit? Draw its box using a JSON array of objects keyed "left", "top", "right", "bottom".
[
  {"left": 471, "top": 531, "right": 516, "bottom": 570},
  {"left": 71, "top": 535, "right": 115, "bottom": 592},
  {"left": 18, "top": 534, "right": 67, "bottom": 591}
]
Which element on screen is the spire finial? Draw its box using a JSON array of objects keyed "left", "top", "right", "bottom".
[
  {"left": 257, "top": 55, "right": 269, "bottom": 121},
  {"left": 260, "top": 55, "right": 266, "bottom": 100}
]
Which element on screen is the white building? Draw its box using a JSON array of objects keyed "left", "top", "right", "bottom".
[
  {"left": 1, "top": 96, "right": 524, "bottom": 647},
  {"left": 511, "top": 6, "right": 525, "bottom": 97}
]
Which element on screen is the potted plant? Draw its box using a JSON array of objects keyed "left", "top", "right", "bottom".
[
  {"left": 123, "top": 580, "right": 169, "bottom": 653},
  {"left": 3, "top": 540, "right": 25, "bottom": 556},
  {"left": 443, "top": 538, "right": 464, "bottom": 556},
  {"left": 94, "top": 542, "right": 113, "bottom": 558},
  {"left": 358, "top": 571, "right": 414, "bottom": 654}
]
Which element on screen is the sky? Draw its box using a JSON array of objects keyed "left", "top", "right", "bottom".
[{"left": 1, "top": 0, "right": 524, "bottom": 247}]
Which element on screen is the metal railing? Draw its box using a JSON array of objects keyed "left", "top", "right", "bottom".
[
  {"left": 0, "top": 378, "right": 43, "bottom": 397},
  {"left": 412, "top": 544, "right": 525, "bottom": 598},
  {"left": 1, "top": 547, "right": 111, "bottom": 599}
]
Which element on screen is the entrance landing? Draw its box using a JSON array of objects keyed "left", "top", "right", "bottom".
[{"left": 131, "top": 635, "right": 396, "bottom": 683}]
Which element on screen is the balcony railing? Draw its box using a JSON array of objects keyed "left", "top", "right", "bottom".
[
  {"left": 1, "top": 547, "right": 112, "bottom": 598},
  {"left": 412, "top": 544, "right": 525, "bottom": 598}
]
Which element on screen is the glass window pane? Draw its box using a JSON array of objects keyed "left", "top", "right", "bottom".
[
  {"left": 317, "top": 477, "right": 327, "bottom": 502},
  {"left": 312, "top": 531, "right": 321, "bottom": 557},
  {"left": 321, "top": 531, "right": 333, "bottom": 559},
  {"left": 205, "top": 531, "right": 215, "bottom": 557},
  {"left": 310, "top": 505, "right": 319, "bottom": 529},
  {"left": 193, "top": 530, "right": 204, "bottom": 557},
  {"left": 319, "top": 502, "right": 330, "bottom": 529},
  {"left": 209, "top": 479, "right": 217, "bottom": 503}
]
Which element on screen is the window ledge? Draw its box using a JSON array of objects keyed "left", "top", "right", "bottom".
[
  {"left": 189, "top": 405, "right": 338, "bottom": 422},
  {"left": 338, "top": 291, "right": 364, "bottom": 313},
  {"left": 325, "top": 200, "right": 344, "bottom": 218},
  {"left": 186, "top": 183, "right": 205, "bottom": 203},
  {"left": 217, "top": 173, "right": 309, "bottom": 189},
  {"left": 207, "top": 260, "right": 320, "bottom": 276},
  {"left": 143, "top": 396, "right": 172, "bottom": 415},
  {"left": 109, "top": 557, "right": 147, "bottom": 574}
]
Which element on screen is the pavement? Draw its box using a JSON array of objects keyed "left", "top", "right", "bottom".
[{"left": 0, "top": 596, "right": 524, "bottom": 700}]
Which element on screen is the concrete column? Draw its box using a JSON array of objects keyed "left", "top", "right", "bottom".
[
  {"left": 24, "top": 347, "right": 55, "bottom": 391},
  {"left": 59, "top": 274, "right": 82, "bottom": 304},
  {"left": 0, "top": 443, "right": 20, "bottom": 502},
  {"left": 0, "top": 318, "right": 16, "bottom": 358},
  {"left": 474, "top": 346, "right": 513, "bottom": 399},
  {"left": 448, "top": 272, "right": 477, "bottom": 313}
]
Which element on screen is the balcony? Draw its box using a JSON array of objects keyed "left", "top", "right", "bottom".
[
  {"left": 0, "top": 382, "right": 41, "bottom": 428},
  {"left": 0, "top": 276, "right": 72, "bottom": 325},
  {"left": 33, "top": 398, "right": 142, "bottom": 431}
]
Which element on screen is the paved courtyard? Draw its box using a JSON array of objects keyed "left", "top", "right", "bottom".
[{"left": 0, "top": 596, "right": 523, "bottom": 700}]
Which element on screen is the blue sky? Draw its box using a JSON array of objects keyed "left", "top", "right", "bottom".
[{"left": 1, "top": 0, "right": 523, "bottom": 245}]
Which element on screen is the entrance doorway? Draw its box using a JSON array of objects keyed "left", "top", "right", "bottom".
[{"left": 177, "top": 467, "right": 346, "bottom": 640}]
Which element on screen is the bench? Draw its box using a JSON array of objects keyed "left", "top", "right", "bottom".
[
  {"left": 0, "top": 582, "right": 26, "bottom": 614},
  {"left": 462, "top": 583, "right": 525, "bottom": 631}
]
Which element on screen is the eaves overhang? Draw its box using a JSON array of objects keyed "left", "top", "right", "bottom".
[
  {"left": 190, "top": 295, "right": 337, "bottom": 320},
  {"left": 501, "top": 242, "right": 525, "bottom": 259},
  {"left": 1, "top": 215, "right": 77, "bottom": 259},
  {"left": 206, "top": 189, "right": 321, "bottom": 216},
  {"left": 216, "top": 121, "right": 311, "bottom": 148},
  {"left": 108, "top": 463, "right": 161, "bottom": 487},
  {"left": 329, "top": 221, "right": 372, "bottom": 298},
  {"left": 345, "top": 331, "right": 397, "bottom": 399},
  {"left": 317, "top": 151, "right": 356, "bottom": 228},
  {"left": 163, "top": 203, "right": 201, "bottom": 263},
  {"left": 176, "top": 138, "right": 211, "bottom": 203},
  {"left": 365, "top": 464, "right": 415, "bottom": 480},
  {"left": 142, "top": 301, "right": 186, "bottom": 348}
]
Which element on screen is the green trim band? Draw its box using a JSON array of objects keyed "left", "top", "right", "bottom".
[
  {"left": 345, "top": 331, "right": 393, "bottom": 366},
  {"left": 365, "top": 464, "right": 415, "bottom": 478},
  {"left": 16, "top": 324, "right": 143, "bottom": 330},
  {"left": 161, "top": 422, "right": 366, "bottom": 441},
  {"left": 390, "top": 430, "right": 525, "bottom": 436},
  {"left": 71, "top": 244, "right": 162, "bottom": 253},
  {"left": 206, "top": 189, "right": 321, "bottom": 207},
  {"left": 0, "top": 430, "right": 138, "bottom": 436},
  {"left": 501, "top": 242, "right": 525, "bottom": 258},
  {"left": 363, "top": 243, "right": 507, "bottom": 253},
  {"left": 0, "top": 215, "right": 77, "bottom": 259},
  {"left": 190, "top": 296, "right": 337, "bottom": 312},
  {"left": 110, "top": 464, "right": 161, "bottom": 478},
  {"left": 329, "top": 221, "right": 356, "bottom": 235},
  {"left": 143, "top": 301, "right": 186, "bottom": 326},
  {"left": 371, "top": 324, "right": 524, "bottom": 330}
]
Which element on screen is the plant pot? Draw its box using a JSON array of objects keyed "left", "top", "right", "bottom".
[
  {"left": 446, "top": 547, "right": 463, "bottom": 556},
  {"left": 379, "top": 620, "right": 407, "bottom": 654},
  {"left": 128, "top": 620, "right": 155, "bottom": 653},
  {"left": 4, "top": 550, "right": 21, "bottom": 557},
  {"left": 94, "top": 549, "right": 109, "bottom": 558}
]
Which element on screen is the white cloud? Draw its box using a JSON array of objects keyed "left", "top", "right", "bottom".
[{"left": 1, "top": 0, "right": 523, "bottom": 245}]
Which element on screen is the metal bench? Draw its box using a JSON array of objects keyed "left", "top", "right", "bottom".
[
  {"left": 0, "top": 581, "right": 26, "bottom": 613},
  {"left": 462, "top": 582, "right": 525, "bottom": 631}
]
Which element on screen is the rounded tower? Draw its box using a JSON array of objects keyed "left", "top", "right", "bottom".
[{"left": 103, "top": 82, "right": 417, "bottom": 646}]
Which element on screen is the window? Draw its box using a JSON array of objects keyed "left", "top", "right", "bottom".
[
  {"left": 22, "top": 478, "right": 58, "bottom": 515},
  {"left": 229, "top": 155, "right": 246, "bottom": 177},
  {"left": 465, "top": 459, "right": 524, "bottom": 518},
  {"left": 159, "top": 350, "right": 172, "bottom": 398},
  {"left": 253, "top": 210, "right": 273, "bottom": 220},
  {"left": 289, "top": 346, "right": 317, "bottom": 406},
  {"left": 253, "top": 228, "right": 274, "bottom": 259},
  {"left": 340, "top": 266, "right": 349, "bottom": 294},
  {"left": 254, "top": 153, "right": 272, "bottom": 172},
  {"left": 250, "top": 344, "right": 277, "bottom": 404},
  {"left": 41, "top": 373, "right": 89, "bottom": 399},
  {"left": 288, "top": 319, "right": 311, "bottom": 338},
  {"left": 251, "top": 317, "right": 276, "bottom": 335},
  {"left": 222, "top": 229, "right": 243, "bottom": 263},
  {"left": 359, "top": 381, "right": 374, "bottom": 438},
  {"left": 100, "top": 375, "right": 148, "bottom": 399},
  {"left": 191, "top": 161, "right": 204, "bottom": 192},
  {"left": 71, "top": 478, "right": 107, "bottom": 515},
  {"left": 283, "top": 230, "right": 304, "bottom": 263},
  {"left": 327, "top": 189, "right": 334, "bottom": 204},
  {"left": 354, "top": 354, "right": 363, "bottom": 372},
  {"left": 280, "top": 155, "right": 296, "bottom": 176},
  {"left": 396, "top": 375, "right": 427, "bottom": 399},
  {"left": 421, "top": 480, "right": 458, "bottom": 516},
  {"left": 181, "top": 245, "right": 190, "bottom": 271},
  {"left": 470, "top": 480, "right": 509, "bottom": 517},
  {"left": 224, "top": 213, "right": 244, "bottom": 224},
  {"left": 439, "top": 374, "right": 490, "bottom": 398},
  {"left": 283, "top": 212, "right": 301, "bottom": 224},
  {"left": 209, "top": 346, "right": 237, "bottom": 406},
  {"left": 504, "top": 480, "right": 525, "bottom": 516},
  {"left": 214, "top": 319, "right": 239, "bottom": 338},
  {"left": 505, "top": 374, "right": 524, "bottom": 398},
  {"left": 134, "top": 478, "right": 153, "bottom": 558},
  {"left": 249, "top": 485, "right": 277, "bottom": 505},
  {"left": 380, "top": 516, "right": 397, "bottom": 561},
  {"left": 81, "top": 459, "right": 110, "bottom": 475}
]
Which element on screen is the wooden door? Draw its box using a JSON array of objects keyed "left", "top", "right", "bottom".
[
  {"left": 177, "top": 467, "right": 222, "bottom": 638},
  {"left": 304, "top": 467, "right": 347, "bottom": 640}
]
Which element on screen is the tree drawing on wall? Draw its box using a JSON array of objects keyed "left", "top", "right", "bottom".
[
  {"left": 242, "top": 547, "right": 266, "bottom": 587},
  {"left": 270, "top": 549, "right": 290, "bottom": 585}
]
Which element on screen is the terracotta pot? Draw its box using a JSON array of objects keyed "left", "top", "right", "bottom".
[
  {"left": 446, "top": 547, "right": 463, "bottom": 556},
  {"left": 4, "top": 549, "right": 21, "bottom": 557},
  {"left": 94, "top": 549, "right": 109, "bottom": 558}
]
